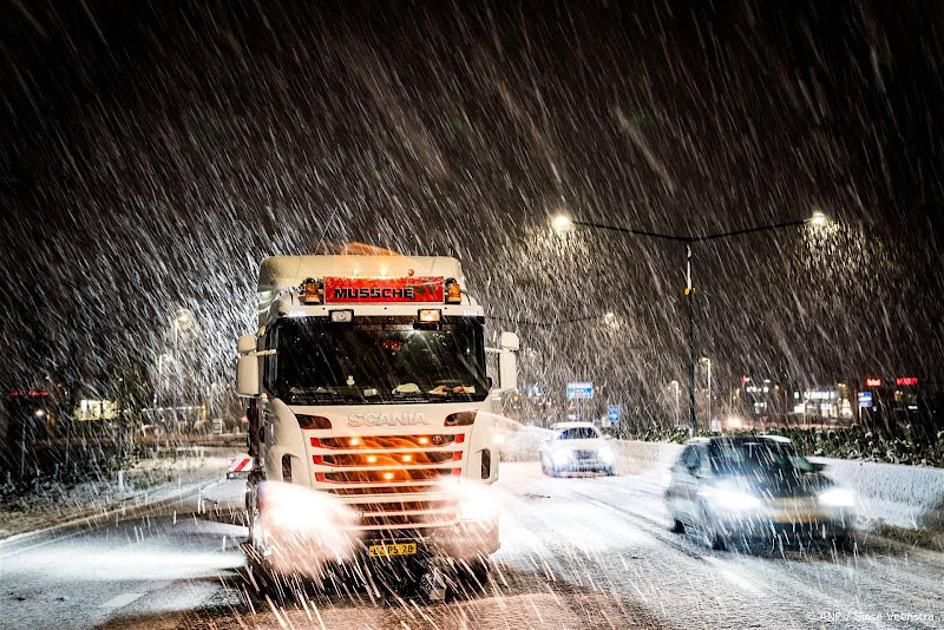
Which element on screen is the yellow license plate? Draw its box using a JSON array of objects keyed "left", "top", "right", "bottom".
[{"left": 368, "top": 543, "right": 417, "bottom": 558}]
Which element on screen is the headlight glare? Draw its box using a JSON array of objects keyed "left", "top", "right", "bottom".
[
  {"left": 704, "top": 488, "right": 763, "bottom": 510},
  {"left": 598, "top": 445, "right": 614, "bottom": 463},
  {"left": 552, "top": 449, "right": 571, "bottom": 466}
]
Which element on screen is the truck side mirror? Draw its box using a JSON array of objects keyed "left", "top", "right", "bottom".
[
  {"left": 237, "top": 335, "right": 256, "bottom": 355},
  {"left": 237, "top": 355, "right": 260, "bottom": 397},
  {"left": 236, "top": 334, "right": 260, "bottom": 397},
  {"left": 498, "top": 331, "right": 519, "bottom": 392},
  {"left": 499, "top": 331, "right": 520, "bottom": 351}
]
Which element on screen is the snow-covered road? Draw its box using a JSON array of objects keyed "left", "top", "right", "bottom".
[{"left": 1, "top": 463, "right": 942, "bottom": 629}]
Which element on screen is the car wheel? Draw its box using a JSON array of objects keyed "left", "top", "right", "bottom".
[
  {"left": 697, "top": 504, "right": 726, "bottom": 551},
  {"left": 702, "top": 527, "right": 726, "bottom": 551},
  {"left": 833, "top": 533, "right": 857, "bottom": 553},
  {"left": 669, "top": 517, "right": 685, "bottom": 534}
]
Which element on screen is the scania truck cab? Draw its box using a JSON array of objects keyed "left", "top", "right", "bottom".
[{"left": 236, "top": 254, "right": 518, "bottom": 589}]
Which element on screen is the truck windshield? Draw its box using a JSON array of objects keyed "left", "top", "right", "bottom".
[{"left": 271, "top": 317, "right": 489, "bottom": 404}]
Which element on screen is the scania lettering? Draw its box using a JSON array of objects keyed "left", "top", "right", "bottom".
[
  {"left": 236, "top": 254, "right": 519, "bottom": 592},
  {"left": 348, "top": 412, "right": 427, "bottom": 428}
]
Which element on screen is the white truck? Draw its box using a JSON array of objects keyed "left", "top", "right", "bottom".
[{"left": 236, "top": 254, "right": 519, "bottom": 591}]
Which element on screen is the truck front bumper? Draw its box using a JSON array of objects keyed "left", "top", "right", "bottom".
[{"left": 361, "top": 519, "right": 500, "bottom": 561}]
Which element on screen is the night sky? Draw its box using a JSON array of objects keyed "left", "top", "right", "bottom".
[{"left": 2, "top": 1, "right": 943, "bottom": 402}]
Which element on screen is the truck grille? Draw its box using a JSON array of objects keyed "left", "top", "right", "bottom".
[
  {"left": 315, "top": 434, "right": 461, "bottom": 449},
  {"left": 310, "top": 433, "right": 466, "bottom": 531}
]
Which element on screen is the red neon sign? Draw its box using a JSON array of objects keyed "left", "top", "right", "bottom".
[
  {"left": 896, "top": 377, "right": 919, "bottom": 386},
  {"left": 864, "top": 378, "right": 882, "bottom": 388},
  {"left": 323, "top": 277, "right": 444, "bottom": 303}
]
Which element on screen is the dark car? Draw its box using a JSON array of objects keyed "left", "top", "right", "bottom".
[{"left": 665, "top": 436, "right": 855, "bottom": 550}]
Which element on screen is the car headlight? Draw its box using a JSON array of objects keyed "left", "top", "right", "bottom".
[
  {"left": 703, "top": 488, "right": 763, "bottom": 510},
  {"left": 598, "top": 445, "right": 614, "bottom": 463},
  {"left": 818, "top": 487, "right": 855, "bottom": 508},
  {"left": 552, "top": 449, "right": 571, "bottom": 466}
]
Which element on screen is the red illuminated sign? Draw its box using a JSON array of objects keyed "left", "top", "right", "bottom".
[
  {"left": 865, "top": 378, "right": 882, "bottom": 388},
  {"left": 896, "top": 377, "right": 919, "bottom": 386},
  {"left": 323, "top": 277, "right": 444, "bottom": 303}
]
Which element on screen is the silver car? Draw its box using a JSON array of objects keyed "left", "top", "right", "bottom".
[
  {"left": 540, "top": 422, "right": 615, "bottom": 477},
  {"left": 665, "top": 436, "right": 855, "bottom": 550}
]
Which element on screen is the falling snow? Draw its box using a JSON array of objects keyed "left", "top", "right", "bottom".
[{"left": 2, "top": 2, "right": 944, "bottom": 629}]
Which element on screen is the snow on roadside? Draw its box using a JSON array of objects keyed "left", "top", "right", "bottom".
[{"left": 0, "top": 447, "right": 238, "bottom": 539}]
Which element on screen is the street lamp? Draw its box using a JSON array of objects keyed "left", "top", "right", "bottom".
[
  {"left": 552, "top": 214, "right": 574, "bottom": 233},
  {"left": 554, "top": 211, "right": 830, "bottom": 436},
  {"left": 171, "top": 308, "right": 195, "bottom": 358}
]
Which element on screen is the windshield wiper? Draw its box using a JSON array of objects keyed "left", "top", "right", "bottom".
[
  {"left": 289, "top": 387, "right": 341, "bottom": 396},
  {"left": 391, "top": 391, "right": 431, "bottom": 401},
  {"left": 287, "top": 387, "right": 365, "bottom": 403}
]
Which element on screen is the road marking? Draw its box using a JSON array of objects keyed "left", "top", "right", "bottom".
[{"left": 99, "top": 592, "right": 144, "bottom": 609}]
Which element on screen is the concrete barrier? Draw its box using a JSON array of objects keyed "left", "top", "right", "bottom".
[
  {"left": 499, "top": 424, "right": 553, "bottom": 462},
  {"left": 807, "top": 457, "right": 944, "bottom": 530},
  {"left": 501, "top": 429, "right": 944, "bottom": 531}
]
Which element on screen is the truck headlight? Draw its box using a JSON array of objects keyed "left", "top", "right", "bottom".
[
  {"left": 552, "top": 449, "right": 571, "bottom": 466},
  {"left": 818, "top": 487, "right": 855, "bottom": 508},
  {"left": 459, "top": 495, "right": 498, "bottom": 521}
]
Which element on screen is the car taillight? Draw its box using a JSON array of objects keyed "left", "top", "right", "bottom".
[
  {"left": 296, "top": 414, "right": 332, "bottom": 430},
  {"left": 444, "top": 411, "right": 476, "bottom": 427}
]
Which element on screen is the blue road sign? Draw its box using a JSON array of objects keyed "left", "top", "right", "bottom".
[
  {"left": 607, "top": 404, "right": 621, "bottom": 423},
  {"left": 566, "top": 381, "right": 594, "bottom": 400}
]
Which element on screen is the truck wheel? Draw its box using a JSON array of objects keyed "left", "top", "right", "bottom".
[
  {"left": 447, "top": 558, "right": 491, "bottom": 599},
  {"left": 465, "top": 558, "right": 491, "bottom": 588},
  {"left": 240, "top": 545, "right": 277, "bottom": 604}
]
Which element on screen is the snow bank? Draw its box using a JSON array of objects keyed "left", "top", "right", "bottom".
[
  {"left": 499, "top": 424, "right": 553, "bottom": 462},
  {"left": 808, "top": 457, "right": 944, "bottom": 530}
]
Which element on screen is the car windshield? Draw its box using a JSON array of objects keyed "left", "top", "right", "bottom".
[
  {"left": 709, "top": 439, "right": 815, "bottom": 475},
  {"left": 558, "top": 427, "right": 599, "bottom": 440},
  {"left": 270, "top": 316, "right": 488, "bottom": 404}
]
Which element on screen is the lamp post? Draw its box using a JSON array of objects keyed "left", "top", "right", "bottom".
[
  {"left": 700, "top": 356, "right": 712, "bottom": 428},
  {"left": 553, "top": 211, "right": 830, "bottom": 436}
]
